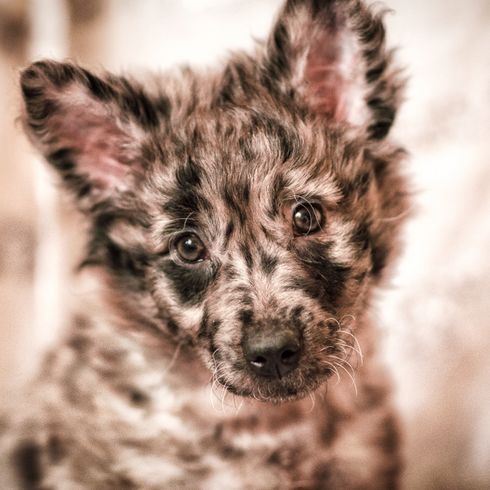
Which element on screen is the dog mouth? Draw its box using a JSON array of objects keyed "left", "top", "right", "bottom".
[
  {"left": 209, "top": 343, "right": 361, "bottom": 402},
  {"left": 213, "top": 365, "right": 333, "bottom": 403}
]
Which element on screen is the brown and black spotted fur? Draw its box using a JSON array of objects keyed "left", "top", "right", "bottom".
[{"left": 1, "top": 0, "right": 409, "bottom": 488}]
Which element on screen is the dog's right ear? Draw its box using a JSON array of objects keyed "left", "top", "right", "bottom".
[
  {"left": 20, "top": 60, "right": 164, "bottom": 210},
  {"left": 263, "top": 0, "right": 403, "bottom": 140}
]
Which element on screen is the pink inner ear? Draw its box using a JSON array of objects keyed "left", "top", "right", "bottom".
[
  {"left": 305, "top": 35, "right": 347, "bottom": 121},
  {"left": 77, "top": 121, "right": 133, "bottom": 192},
  {"left": 50, "top": 95, "right": 138, "bottom": 196},
  {"left": 302, "top": 28, "right": 367, "bottom": 128}
]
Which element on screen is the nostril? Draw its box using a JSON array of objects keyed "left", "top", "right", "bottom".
[
  {"left": 250, "top": 355, "right": 268, "bottom": 368},
  {"left": 280, "top": 347, "right": 299, "bottom": 365}
]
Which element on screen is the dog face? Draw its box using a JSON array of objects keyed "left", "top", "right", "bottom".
[{"left": 20, "top": 0, "right": 407, "bottom": 402}]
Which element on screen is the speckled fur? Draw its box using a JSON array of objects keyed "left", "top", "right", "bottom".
[{"left": 2, "top": 1, "right": 408, "bottom": 488}]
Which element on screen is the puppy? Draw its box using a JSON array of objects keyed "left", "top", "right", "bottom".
[{"left": 2, "top": 0, "right": 408, "bottom": 488}]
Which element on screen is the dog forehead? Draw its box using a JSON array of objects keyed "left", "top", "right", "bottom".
[
  {"left": 168, "top": 109, "right": 342, "bottom": 181},
  {"left": 142, "top": 79, "right": 355, "bottom": 237},
  {"left": 149, "top": 127, "right": 345, "bottom": 232}
]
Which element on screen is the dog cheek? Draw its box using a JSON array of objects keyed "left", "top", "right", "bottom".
[{"left": 159, "top": 262, "right": 216, "bottom": 306}]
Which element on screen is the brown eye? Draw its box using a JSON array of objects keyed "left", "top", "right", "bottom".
[
  {"left": 292, "top": 203, "right": 323, "bottom": 236},
  {"left": 173, "top": 233, "right": 207, "bottom": 263}
]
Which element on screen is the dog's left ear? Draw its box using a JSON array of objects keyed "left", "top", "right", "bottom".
[{"left": 264, "top": 0, "right": 403, "bottom": 140}]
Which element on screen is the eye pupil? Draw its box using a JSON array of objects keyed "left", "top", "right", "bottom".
[
  {"left": 294, "top": 208, "right": 311, "bottom": 229},
  {"left": 175, "top": 234, "right": 206, "bottom": 262},
  {"left": 292, "top": 203, "right": 323, "bottom": 235}
]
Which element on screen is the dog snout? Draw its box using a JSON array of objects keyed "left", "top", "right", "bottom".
[{"left": 243, "top": 329, "right": 301, "bottom": 379}]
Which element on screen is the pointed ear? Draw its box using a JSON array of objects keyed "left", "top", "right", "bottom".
[
  {"left": 20, "top": 60, "right": 162, "bottom": 209},
  {"left": 264, "top": 0, "right": 403, "bottom": 140}
]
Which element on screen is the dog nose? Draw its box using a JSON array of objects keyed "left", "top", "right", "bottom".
[{"left": 244, "top": 331, "right": 301, "bottom": 378}]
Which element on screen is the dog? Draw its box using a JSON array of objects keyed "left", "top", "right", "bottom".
[{"left": 1, "top": 0, "right": 408, "bottom": 487}]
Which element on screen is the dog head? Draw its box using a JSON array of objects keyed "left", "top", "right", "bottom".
[{"left": 20, "top": 0, "right": 407, "bottom": 402}]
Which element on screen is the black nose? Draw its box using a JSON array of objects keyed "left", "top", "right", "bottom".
[{"left": 244, "top": 331, "right": 301, "bottom": 379}]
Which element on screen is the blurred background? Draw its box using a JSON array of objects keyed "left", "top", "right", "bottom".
[{"left": 0, "top": 0, "right": 489, "bottom": 488}]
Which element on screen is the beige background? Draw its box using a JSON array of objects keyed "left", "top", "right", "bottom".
[{"left": 0, "top": 1, "right": 489, "bottom": 488}]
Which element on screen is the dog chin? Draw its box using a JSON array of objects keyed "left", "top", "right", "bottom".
[{"left": 219, "top": 373, "right": 328, "bottom": 403}]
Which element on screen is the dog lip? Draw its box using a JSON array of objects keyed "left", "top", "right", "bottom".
[{"left": 216, "top": 371, "right": 327, "bottom": 403}]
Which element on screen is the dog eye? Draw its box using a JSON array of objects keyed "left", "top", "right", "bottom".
[
  {"left": 173, "top": 233, "right": 207, "bottom": 263},
  {"left": 292, "top": 203, "right": 323, "bottom": 236}
]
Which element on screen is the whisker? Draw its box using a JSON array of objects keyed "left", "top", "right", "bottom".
[
  {"left": 307, "top": 392, "right": 316, "bottom": 413},
  {"left": 234, "top": 396, "right": 244, "bottom": 414},
  {"left": 340, "top": 314, "right": 356, "bottom": 324},
  {"left": 338, "top": 329, "right": 364, "bottom": 364},
  {"left": 329, "top": 354, "right": 352, "bottom": 368},
  {"left": 335, "top": 362, "right": 358, "bottom": 396},
  {"left": 338, "top": 344, "right": 362, "bottom": 368},
  {"left": 162, "top": 340, "right": 183, "bottom": 375},
  {"left": 221, "top": 386, "right": 228, "bottom": 412}
]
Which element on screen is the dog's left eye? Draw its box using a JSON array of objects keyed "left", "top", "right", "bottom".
[
  {"left": 292, "top": 203, "right": 323, "bottom": 236},
  {"left": 172, "top": 233, "right": 207, "bottom": 263}
]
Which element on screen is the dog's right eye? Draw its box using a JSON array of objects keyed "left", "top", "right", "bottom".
[
  {"left": 292, "top": 202, "right": 323, "bottom": 236},
  {"left": 172, "top": 233, "right": 208, "bottom": 264}
]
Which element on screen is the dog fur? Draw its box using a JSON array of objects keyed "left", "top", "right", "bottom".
[{"left": 1, "top": 0, "right": 408, "bottom": 488}]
